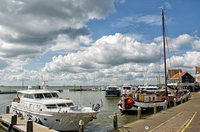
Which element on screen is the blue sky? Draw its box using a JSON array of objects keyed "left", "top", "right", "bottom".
[{"left": 0, "top": 0, "right": 200, "bottom": 86}]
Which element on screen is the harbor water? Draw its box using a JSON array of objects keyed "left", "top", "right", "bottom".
[{"left": 0, "top": 86, "right": 152, "bottom": 132}]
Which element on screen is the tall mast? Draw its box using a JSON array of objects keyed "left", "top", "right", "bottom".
[{"left": 162, "top": 9, "right": 168, "bottom": 96}]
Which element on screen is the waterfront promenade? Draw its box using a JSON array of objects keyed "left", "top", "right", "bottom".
[{"left": 116, "top": 92, "right": 200, "bottom": 132}]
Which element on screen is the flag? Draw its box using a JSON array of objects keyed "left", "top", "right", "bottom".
[{"left": 17, "top": 92, "right": 19, "bottom": 98}]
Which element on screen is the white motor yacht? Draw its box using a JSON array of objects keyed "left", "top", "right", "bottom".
[
  {"left": 105, "top": 86, "right": 121, "bottom": 97},
  {"left": 10, "top": 86, "right": 100, "bottom": 131}
]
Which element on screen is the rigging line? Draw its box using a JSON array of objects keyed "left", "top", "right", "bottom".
[
  {"left": 170, "top": 37, "right": 182, "bottom": 69},
  {"left": 163, "top": 14, "right": 173, "bottom": 68},
  {"left": 165, "top": 27, "right": 172, "bottom": 66},
  {"left": 163, "top": 15, "right": 182, "bottom": 69}
]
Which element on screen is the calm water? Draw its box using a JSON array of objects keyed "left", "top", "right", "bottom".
[{"left": 0, "top": 86, "right": 151, "bottom": 132}]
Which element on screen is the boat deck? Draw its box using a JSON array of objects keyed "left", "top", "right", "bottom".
[
  {"left": 115, "top": 92, "right": 200, "bottom": 132},
  {"left": 0, "top": 114, "right": 57, "bottom": 132}
]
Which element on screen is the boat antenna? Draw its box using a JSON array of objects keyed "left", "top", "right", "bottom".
[
  {"left": 41, "top": 75, "right": 48, "bottom": 90},
  {"left": 162, "top": 9, "right": 168, "bottom": 96}
]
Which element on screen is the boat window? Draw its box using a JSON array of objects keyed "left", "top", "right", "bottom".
[
  {"left": 146, "top": 88, "right": 157, "bottom": 90},
  {"left": 124, "top": 87, "right": 130, "bottom": 90},
  {"left": 109, "top": 87, "right": 117, "bottom": 90},
  {"left": 51, "top": 93, "right": 59, "bottom": 98},
  {"left": 34, "top": 94, "right": 44, "bottom": 99},
  {"left": 23, "top": 94, "right": 33, "bottom": 99},
  {"left": 46, "top": 104, "right": 57, "bottom": 109},
  {"left": 57, "top": 104, "right": 66, "bottom": 107},
  {"left": 66, "top": 103, "right": 74, "bottom": 106},
  {"left": 44, "top": 93, "right": 52, "bottom": 98}
]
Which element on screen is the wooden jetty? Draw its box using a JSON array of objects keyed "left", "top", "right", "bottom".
[
  {"left": 0, "top": 114, "right": 57, "bottom": 132},
  {"left": 0, "top": 90, "right": 17, "bottom": 94},
  {"left": 69, "top": 88, "right": 93, "bottom": 91},
  {"left": 113, "top": 92, "right": 200, "bottom": 132}
]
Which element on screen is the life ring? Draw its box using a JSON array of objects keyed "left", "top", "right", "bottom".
[
  {"left": 125, "top": 98, "right": 134, "bottom": 109},
  {"left": 118, "top": 98, "right": 134, "bottom": 109}
]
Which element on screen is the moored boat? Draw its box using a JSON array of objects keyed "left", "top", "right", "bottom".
[
  {"left": 118, "top": 89, "right": 166, "bottom": 113},
  {"left": 121, "top": 85, "right": 136, "bottom": 96},
  {"left": 10, "top": 84, "right": 100, "bottom": 131},
  {"left": 105, "top": 86, "right": 121, "bottom": 97}
]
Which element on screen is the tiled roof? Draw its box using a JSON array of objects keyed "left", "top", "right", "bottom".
[{"left": 170, "top": 72, "right": 187, "bottom": 79}]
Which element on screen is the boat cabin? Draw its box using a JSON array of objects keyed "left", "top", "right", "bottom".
[
  {"left": 18, "top": 90, "right": 59, "bottom": 100},
  {"left": 137, "top": 86, "right": 163, "bottom": 93},
  {"left": 16, "top": 90, "right": 74, "bottom": 110}
]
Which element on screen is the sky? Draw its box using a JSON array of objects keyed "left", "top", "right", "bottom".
[{"left": 0, "top": 0, "right": 200, "bottom": 86}]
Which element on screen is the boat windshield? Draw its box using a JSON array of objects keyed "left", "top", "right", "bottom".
[
  {"left": 57, "top": 103, "right": 67, "bottom": 107},
  {"left": 109, "top": 87, "right": 118, "bottom": 90},
  {"left": 51, "top": 93, "right": 59, "bottom": 98},
  {"left": 44, "top": 93, "right": 52, "bottom": 98},
  {"left": 66, "top": 103, "right": 74, "bottom": 106},
  {"left": 34, "top": 94, "right": 44, "bottom": 99},
  {"left": 46, "top": 104, "right": 57, "bottom": 109}
]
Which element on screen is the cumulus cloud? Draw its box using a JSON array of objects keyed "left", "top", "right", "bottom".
[
  {"left": 41, "top": 33, "right": 200, "bottom": 85},
  {"left": 0, "top": 0, "right": 115, "bottom": 60},
  {"left": 167, "top": 51, "right": 200, "bottom": 68},
  {"left": 192, "top": 36, "right": 200, "bottom": 49},
  {"left": 43, "top": 33, "right": 161, "bottom": 73},
  {"left": 154, "top": 34, "right": 200, "bottom": 51}
]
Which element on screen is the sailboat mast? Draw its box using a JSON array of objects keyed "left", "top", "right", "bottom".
[{"left": 162, "top": 9, "right": 168, "bottom": 96}]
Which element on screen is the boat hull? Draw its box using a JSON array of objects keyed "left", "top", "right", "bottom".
[
  {"left": 10, "top": 105, "right": 99, "bottom": 131},
  {"left": 39, "top": 112, "right": 98, "bottom": 131},
  {"left": 119, "top": 101, "right": 165, "bottom": 113}
]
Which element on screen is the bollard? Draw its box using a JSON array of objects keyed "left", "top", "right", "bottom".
[
  {"left": 185, "top": 95, "right": 188, "bottom": 102},
  {"left": 164, "top": 100, "right": 168, "bottom": 111},
  {"left": 79, "top": 120, "right": 84, "bottom": 132},
  {"left": 26, "top": 120, "right": 33, "bottom": 132},
  {"left": 154, "top": 103, "right": 157, "bottom": 114},
  {"left": 11, "top": 115, "right": 17, "bottom": 125},
  {"left": 113, "top": 112, "right": 118, "bottom": 129},
  {"left": 137, "top": 107, "right": 141, "bottom": 120},
  {"left": 8, "top": 115, "right": 17, "bottom": 132},
  {"left": 174, "top": 98, "right": 176, "bottom": 107},
  {"left": 6, "top": 106, "right": 10, "bottom": 114}
]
